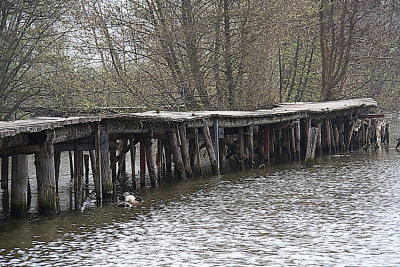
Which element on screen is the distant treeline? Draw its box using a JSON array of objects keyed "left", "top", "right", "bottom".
[{"left": 0, "top": 0, "right": 399, "bottom": 120}]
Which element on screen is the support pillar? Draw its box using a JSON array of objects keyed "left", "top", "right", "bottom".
[
  {"left": 305, "top": 127, "right": 320, "bottom": 166},
  {"left": 54, "top": 151, "right": 61, "bottom": 195},
  {"left": 94, "top": 124, "right": 103, "bottom": 201},
  {"left": 246, "top": 124, "right": 254, "bottom": 168},
  {"left": 213, "top": 120, "right": 220, "bottom": 172},
  {"left": 263, "top": 126, "right": 270, "bottom": 163},
  {"left": 1, "top": 157, "right": 9, "bottom": 213},
  {"left": 130, "top": 139, "right": 136, "bottom": 188},
  {"left": 145, "top": 137, "right": 158, "bottom": 187},
  {"left": 179, "top": 125, "right": 193, "bottom": 178},
  {"left": 35, "top": 130, "right": 58, "bottom": 215},
  {"left": 11, "top": 154, "right": 29, "bottom": 217},
  {"left": 140, "top": 138, "right": 146, "bottom": 185},
  {"left": 169, "top": 128, "right": 186, "bottom": 179},
  {"left": 1, "top": 157, "right": 9, "bottom": 190},
  {"left": 89, "top": 150, "right": 100, "bottom": 199},
  {"left": 202, "top": 124, "right": 219, "bottom": 175}
]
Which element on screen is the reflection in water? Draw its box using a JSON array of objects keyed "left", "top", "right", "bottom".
[{"left": 0, "top": 118, "right": 400, "bottom": 265}]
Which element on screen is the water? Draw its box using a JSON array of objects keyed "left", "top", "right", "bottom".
[{"left": 1, "top": 118, "right": 400, "bottom": 266}]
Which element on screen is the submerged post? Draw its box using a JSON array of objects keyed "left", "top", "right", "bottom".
[
  {"left": 89, "top": 150, "right": 100, "bottom": 199},
  {"left": 54, "top": 151, "right": 61, "bottom": 195},
  {"left": 95, "top": 123, "right": 103, "bottom": 201},
  {"left": 130, "top": 139, "right": 136, "bottom": 188},
  {"left": 179, "top": 125, "right": 193, "bottom": 178},
  {"left": 247, "top": 124, "right": 254, "bottom": 168},
  {"left": 264, "top": 126, "right": 270, "bottom": 163},
  {"left": 35, "top": 130, "right": 58, "bottom": 215},
  {"left": 145, "top": 136, "right": 158, "bottom": 187},
  {"left": 202, "top": 124, "right": 219, "bottom": 175},
  {"left": 1, "top": 157, "right": 9, "bottom": 190},
  {"left": 305, "top": 127, "right": 320, "bottom": 166},
  {"left": 193, "top": 128, "right": 201, "bottom": 175},
  {"left": 140, "top": 138, "right": 146, "bottom": 185},
  {"left": 100, "top": 132, "right": 112, "bottom": 198},
  {"left": 213, "top": 120, "right": 220, "bottom": 173},
  {"left": 11, "top": 154, "right": 29, "bottom": 217},
  {"left": 169, "top": 128, "right": 186, "bottom": 179}
]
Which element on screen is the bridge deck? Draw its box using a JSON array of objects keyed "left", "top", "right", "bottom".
[{"left": 0, "top": 98, "right": 377, "bottom": 138}]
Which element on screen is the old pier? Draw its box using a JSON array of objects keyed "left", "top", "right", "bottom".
[{"left": 0, "top": 98, "right": 388, "bottom": 216}]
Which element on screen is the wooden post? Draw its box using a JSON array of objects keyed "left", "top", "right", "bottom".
[
  {"left": 282, "top": 128, "right": 290, "bottom": 160},
  {"left": 322, "top": 119, "right": 331, "bottom": 154},
  {"left": 100, "top": 148, "right": 112, "bottom": 197},
  {"left": 169, "top": 128, "right": 186, "bottom": 179},
  {"left": 54, "top": 151, "right": 61, "bottom": 195},
  {"left": 315, "top": 122, "right": 322, "bottom": 156},
  {"left": 346, "top": 120, "right": 355, "bottom": 151},
  {"left": 305, "top": 127, "right": 320, "bottom": 166},
  {"left": 179, "top": 125, "right": 193, "bottom": 178},
  {"left": 156, "top": 139, "right": 162, "bottom": 181},
  {"left": 74, "top": 142, "right": 83, "bottom": 209},
  {"left": 95, "top": 123, "right": 103, "bottom": 201},
  {"left": 213, "top": 120, "right": 220, "bottom": 173},
  {"left": 333, "top": 124, "right": 339, "bottom": 153},
  {"left": 290, "top": 126, "right": 296, "bottom": 160},
  {"left": 239, "top": 127, "right": 245, "bottom": 170},
  {"left": 164, "top": 139, "right": 172, "bottom": 175},
  {"left": 84, "top": 154, "right": 90, "bottom": 185},
  {"left": 247, "top": 124, "right": 254, "bottom": 168},
  {"left": 89, "top": 150, "right": 100, "bottom": 198},
  {"left": 202, "top": 124, "right": 219, "bottom": 175},
  {"left": 338, "top": 123, "right": 345, "bottom": 152},
  {"left": 68, "top": 151, "right": 74, "bottom": 180},
  {"left": 189, "top": 134, "right": 195, "bottom": 169},
  {"left": 119, "top": 140, "right": 127, "bottom": 174},
  {"left": 140, "top": 138, "right": 146, "bottom": 185},
  {"left": 11, "top": 154, "right": 29, "bottom": 217},
  {"left": 193, "top": 128, "right": 201, "bottom": 175},
  {"left": 294, "top": 120, "right": 301, "bottom": 160},
  {"left": 110, "top": 149, "right": 117, "bottom": 181},
  {"left": 278, "top": 128, "right": 283, "bottom": 158},
  {"left": 264, "top": 126, "right": 270, "bottom": 163},
  {"left": 219, "top": 139, "right": 226, "bottom": 171},
  {"left": 35, "top": 130, "right": 58, "bottom": 214},
  {"left": 145, "top": 137, "right": 158, "bottom": 187},
  {"left": 1, "top": 157, "right": 9, "bottom": 190},
  {"left": 329, "top": 120, "right": 336, "bottom": 152},
  {"left": 130, "top": 139, "right": 136, "bottom": 188},
  {"left": 384, "top": 122, "right": 389, "bottom": 146}
]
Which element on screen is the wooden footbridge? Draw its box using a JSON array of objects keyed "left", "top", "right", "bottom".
[{"left": 0, "top": 98, "right": 388, "bottom": 216}]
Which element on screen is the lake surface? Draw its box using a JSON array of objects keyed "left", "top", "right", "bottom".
[{"left": 1, "top": 117, "right": 400, "bottom": 266}]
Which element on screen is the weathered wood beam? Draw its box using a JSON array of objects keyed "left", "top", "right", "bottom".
[
  {"left": 53, "top": 124, "right": 93, "bottom": 144},
  {"left": 0, "top": 145, "right": 39, "bottom": 157},
  {"left": 0, "top": 134, "right": 29, "bottom": 149}
]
